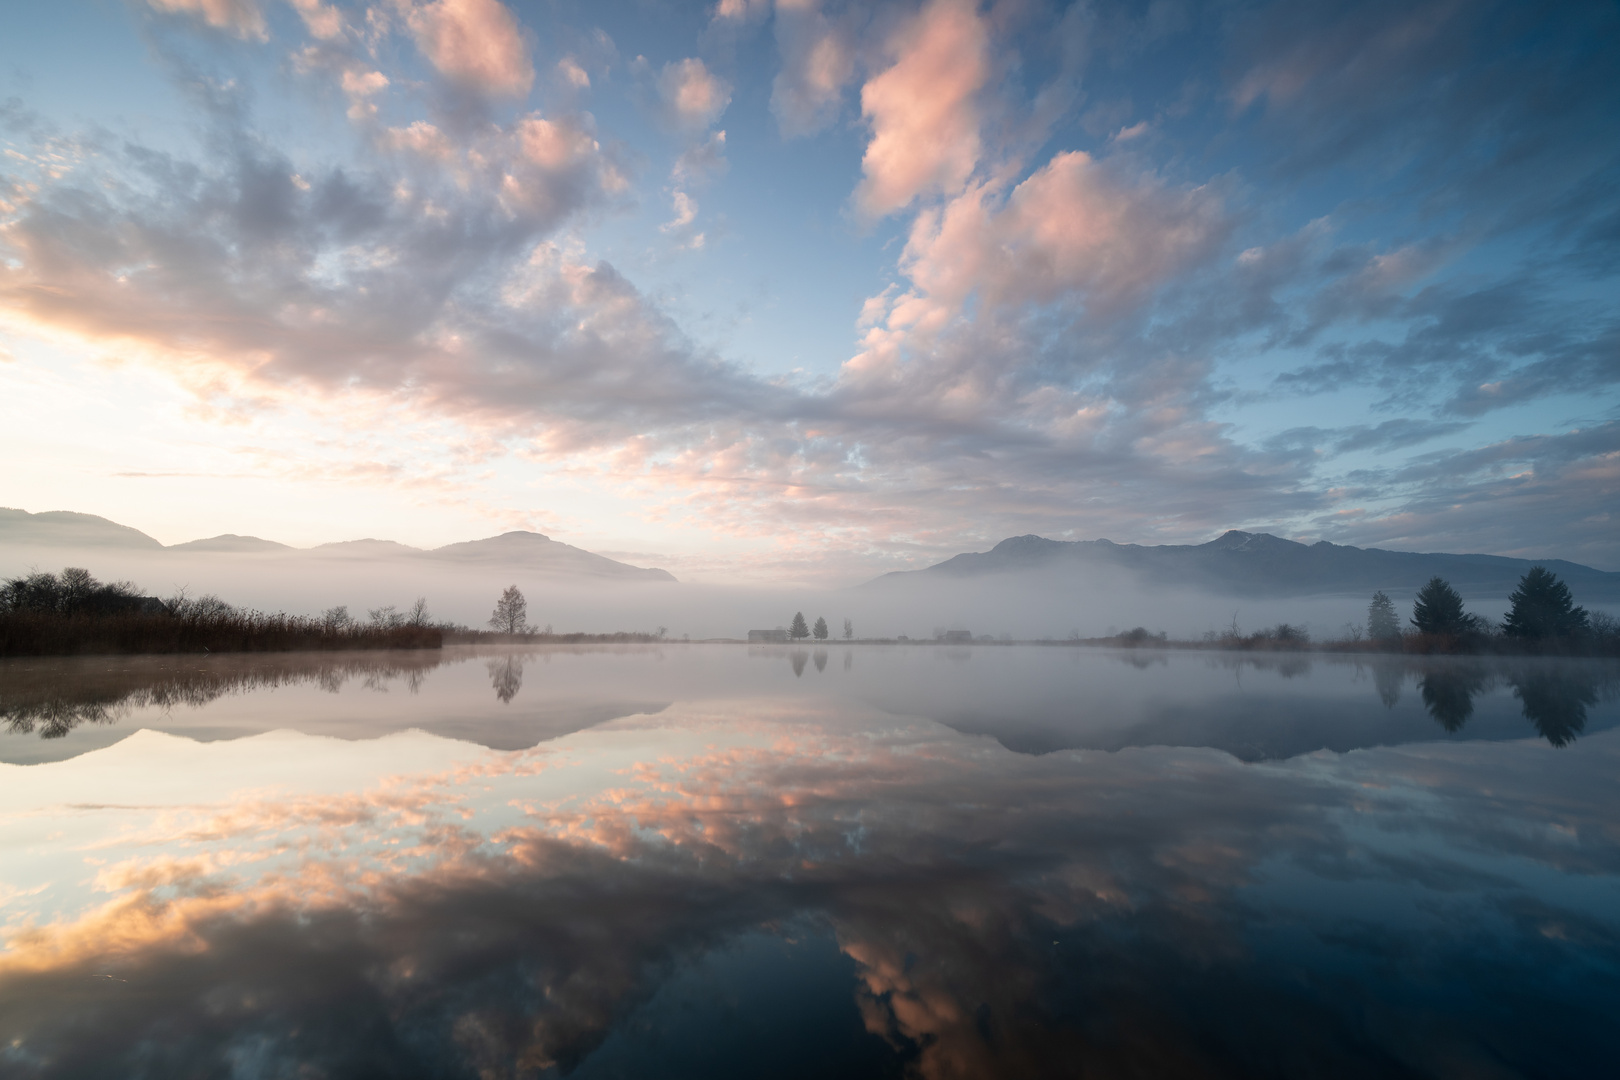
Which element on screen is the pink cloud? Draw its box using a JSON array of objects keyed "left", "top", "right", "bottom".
[
  {"left": 341, "top": 69, "right": 390, "bottom": 120},
  {"left": 658, "top": 58, "right": 732, "bottom": 132},
  {"left": 556, "top": 56, "right": 591, "bottom": 89},
  {"left": 404, "top": 0, "right": 535, "bottom": 98},
  {"left": 854, "top": 0, "right": 990, "bottom": 218},
  {"left": 712, "top": 0, "right": 770, "bottom": 23},
  {"left": 381, "top": 120, "right": 455, "bottom": 160},
  {"left": 288, "top": 0, "right": 345, "bottom": 40},
  {"left": 147, "top": 0, "right": 266, "bottom": 40},
  {"left": 850, "top": 150, "right": 1228, "bottom": 373},
  {"left": 771, "top": 2, "right": 858, "bottom": 137}
]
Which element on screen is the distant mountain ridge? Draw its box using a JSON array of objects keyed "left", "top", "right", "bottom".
[
  {"left": 869, "top": 530, "right": 1620, "bottom": 600},
  {"left": 429, "top": 531, "right": 676, "bottom": 582},
  {"left": 0, "top": 509, "right": 164, "bottom": 549},
  {"left": 169, "top": 534, "right": 293, "bottom": 553},
  {"left": 0, "top": 509, "right": 675, "bottom": 582}
]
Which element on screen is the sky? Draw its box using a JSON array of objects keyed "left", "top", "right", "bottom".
[{"left": 0, "top": 0, "right": 1616, "bottom": 583}]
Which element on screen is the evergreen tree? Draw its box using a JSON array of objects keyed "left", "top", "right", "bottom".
[
  {"left": 1503, "top": 567, "right": 1588, "bottom": 639},
  {"left": 789, "top": 611, "right": 810, "bottom": 639},
  {"left": 1367, "top": 590, "right": 1401, "bottom": 643},
  {"left": 843, "top": 618, "right": 853, "bottom": 640},
  {"left": 812, "top": 616, "right": 829, "bottom": 640},
  {"left": 1418, "top": 667, "right": 1486, "bottom": 732},
  {"left": 1411, "top": 577, "right": 1467, "bottom": 635},
  {"left": 489, "top": 585, "right": 527, "bottom": 634},
  {"left": 1511, "top": 667, "right": 1598, "bottom": 746}
]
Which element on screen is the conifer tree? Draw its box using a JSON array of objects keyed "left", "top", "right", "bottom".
[
  {"left": 1367, "top": 591, "right": 1401, "bottom": 643},
  {"left": 812, "top": 616, "right": 829, "bottom": 640},
  {"left": 1503, "top": 567, "right": 1587, "bottom": 639},
  {"left": 1410, "top": 577, "right": 1467, "bottom": 635},
  {"left": 789, "top": 611, "right": 810, "bottom": 639}
]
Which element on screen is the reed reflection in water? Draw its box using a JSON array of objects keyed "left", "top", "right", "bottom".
[{"left": 1, "top": 650, "right": 443, "bottom": 738}]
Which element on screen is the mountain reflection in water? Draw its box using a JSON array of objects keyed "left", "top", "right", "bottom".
[
  {"left": 4, "top": 647, "right": 1617, "bottom": 762},
  {"left": 1, "top": 646, "right": 1618, "bottom": 1078}
]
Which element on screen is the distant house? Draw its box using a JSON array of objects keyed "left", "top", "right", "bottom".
[
  {"left": 748, "top": 628, "right": 789, "bottom": 643},
  {"left": 942, "top": 630, "right": 973, "bottom": 643}
]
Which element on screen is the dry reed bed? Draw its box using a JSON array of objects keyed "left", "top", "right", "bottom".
[{"left": 0, "top": 611, "right": 442, "bottom": 658}]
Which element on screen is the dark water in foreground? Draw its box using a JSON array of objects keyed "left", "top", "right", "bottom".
[{"left": 1, "top": 645, "right": 1617, "bottom": 1078}]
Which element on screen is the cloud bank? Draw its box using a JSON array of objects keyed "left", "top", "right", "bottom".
[{"left": 1, "top": 0, "right": 1616, "bottom": 574}]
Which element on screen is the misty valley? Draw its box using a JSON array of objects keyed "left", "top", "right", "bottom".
[{"left": 2, "top": 644, "right": 1617, "bottom": 1078}]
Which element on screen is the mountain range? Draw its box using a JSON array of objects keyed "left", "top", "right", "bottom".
[
  {"left": 0, "top": 508, "right": 676, "bottom": 583},
  {"left": 9, "top": 508, "right": 1619, "bottom": 599},
  {"left": 870, "top": 530, "right": 1620, "bottom": 601}
]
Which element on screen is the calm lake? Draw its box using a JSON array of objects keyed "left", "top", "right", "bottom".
[{"left": 2, "top": 644, "right": 1618, "bottom": 1078}]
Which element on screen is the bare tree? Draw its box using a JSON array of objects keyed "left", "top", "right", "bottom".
[
  {"left": 407, "top": 597, "right": 431, "bottom": 627},
  {"left": 489, "top": 585, "right": 527, "bottom": 635},
  {"left": 487, "top": 655, "right": 524, "bottom": 703}
]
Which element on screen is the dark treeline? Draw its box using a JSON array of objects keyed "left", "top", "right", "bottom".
[
  {"left": 1, "top": 568, "right": 440, "bottom": 657},
  {"left": 1, "top": 573, "right": 678, "bottom": 657},
  {"left": 1350, "top": 568, "right": 1617, "bottom": 656},
  {"left": 1089, "top": 566, "right": 1618, "bottom": 657}
]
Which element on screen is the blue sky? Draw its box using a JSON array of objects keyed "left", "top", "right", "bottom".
[{"left": 1, "top": 0, "right": 1616, "bottom": 581}]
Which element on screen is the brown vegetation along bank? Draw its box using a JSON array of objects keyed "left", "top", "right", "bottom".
[
  {"left": 0, "top": 568, "right": 440, "bottom": 657},
  {"left": 0, "top": 609, "right": 442, "bottom": 658},
  {"left": 446, "top": 630, "right": 672, "bottom": 645}
]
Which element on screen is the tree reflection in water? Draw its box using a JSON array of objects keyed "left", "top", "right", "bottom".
[
  {"left": 1418, "top": 663, "right": 1490, "bottom": 732},
  {"left": 1372, "top": 661, "right": 1403, "bottom": 709},
  {"left": 1510, "top": 664, "right": 1600, "bottom": 747},
  {"left": 1400, "top": 660, "right": 1612, "bottom": 745},
  {"left": 487, "top": 654, "right": 525, "bottom": 703}
]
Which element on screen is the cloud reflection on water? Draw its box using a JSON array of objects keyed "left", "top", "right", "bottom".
[{"left": 1, "top": 684, "right": 1618, "bottom": 1077}]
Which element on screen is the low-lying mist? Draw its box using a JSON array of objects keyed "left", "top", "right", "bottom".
[{"left": 13, "top": 544, "right": 1611, "bottom": 643}]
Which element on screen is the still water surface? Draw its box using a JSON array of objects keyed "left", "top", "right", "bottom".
[{"left": 2, "top": 645, "right": 1617, "bottom": 1078}]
